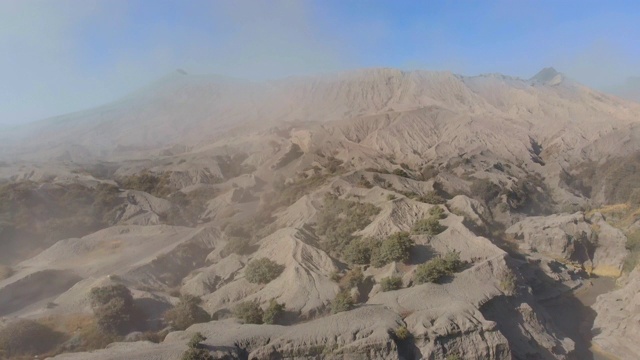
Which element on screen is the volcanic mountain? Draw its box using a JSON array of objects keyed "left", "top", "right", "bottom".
[{"left": 1, "top": 67, "right": 639, "bottom": 360}]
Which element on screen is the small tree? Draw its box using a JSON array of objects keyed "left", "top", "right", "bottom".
[
  {"left": 262, "top": 298, "right": 285, "bottom": 324},
  {"left": 89, "top": 284, "right": 142, "bottom": 335},
  {"left": 331, "top": 290, "right": 355, "bottom": 314},
  {"left": 181, "top": 332, "right": 214, "bottom": 360},
  {"left": 380, "top": 276, "right": 403, "bottom": 291},
  {"left": 245, "top": 258, "right": 284, "bottom": 284},
  {"left": 234, "top": 300, "right": 264, "bottom": 324},
  {"left": 164, "top": 295, "right": 210, "bottom": 331}
]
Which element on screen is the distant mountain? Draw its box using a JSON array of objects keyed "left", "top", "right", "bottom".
[{"left": 3, "top": 67, "right": 639, "bottom": 164}]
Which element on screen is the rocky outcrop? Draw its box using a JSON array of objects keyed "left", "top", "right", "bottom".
[
  {"left": 592, "top": 268, "right": 640, "bottom": 359},
  {"left": 506, "top": 212, "right": 628, "bottom": 276},
  {"left": 369, "top": 256, "right": 575, "bottom": 359},
  {"left": 50, "top": 306, "right": 403, "bottom": 360}
]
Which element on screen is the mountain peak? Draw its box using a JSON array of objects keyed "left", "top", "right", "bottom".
[{"left": 530, "top": 67, "right": 564, "bottom": 85}]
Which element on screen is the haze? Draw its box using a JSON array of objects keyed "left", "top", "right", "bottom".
[{"left": 1, "top": 0, "right": 640, "bottom": 126}]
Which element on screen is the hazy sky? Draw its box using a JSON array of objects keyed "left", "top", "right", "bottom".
[{"left": 1, "top": 0, "right": 639, "bottom": 126}]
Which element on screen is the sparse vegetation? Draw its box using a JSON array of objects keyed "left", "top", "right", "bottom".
[
  {"left": 470, "top": 178, "right": 501, "bottom": 205},
  {"left": 624, "top": 230, "right": 640, "bottom": 272},
  {"left": 181, "top": 332, "right": 214, "bottom": 360},
  {"left": 244, "top": 258, "right": 284, "bottom": 284},
  {"left": 315, "top": 194, "right": 380, "bottom": 255},
  {"left": 414, "top": 251, "right": 463, "bottom": 284},
  {"left": 380, "top": 276, "right": 403, "bottom": 291},
  {"left": 500, "top": 272, "right": 517, "bottom": 294},
  {"left": 0, "top": 319, "right": 65, "bottom": 358},
  {"left": 234, "top": 300, "right": 264, "bottom": 324},
  {"left": 117, "top": 171, "right": 174, "bottom": 198},
  {"left": 0, "top": 181, "right": 122, "bottom": 263},
  {"left": 164, "top": 295, "right": 210, "bottom": 331},
  {"left": 341, "top": 267, "right": 364, "bottom": 289},
  {"left": 331, "top": 290, "right": 355, "bottom": 314},
  {"left": 392, "top": 168, "right": 410, "bottom": 178},
  {"left": 412, "top": 217, "right": 447, "bottom": 235},
  {"left": 262, "top": 298, "right": 286, "bottom": 325}
]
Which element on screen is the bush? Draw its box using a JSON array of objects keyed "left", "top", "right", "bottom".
[
  {"left": 419, "top": 191, "right": 446, "bottom": 204},
  {"left": 371, "top": 232, "right": 414, "bottom": 267},
  {"left": 343, "top": 239, "right": 373, "bottom": 265},
  {"left": 331, "top": 290, "right": 355, "bottom": 314},
  {"left": 393, "top": 326, "right": 410, "bottom": 340},
  {"left": 0, "top": 319, "right": 65, "bottom": 358},
  {"left": 500, "top": 272, "right": 517, "bottom": 294},
  {"left": 414, "top": 251, "right": 463, "bottom": 284},
  {"left": 429, "top": 206, "right": 447, "bottom": 219},
  {"left": 164, "top": 295, "right": 210, "bottom": 331},
  {"left": 624, "top": 230, "right": 640, "bottom": 272},
  {"left": 380, "top": 276, "right": 403, "bottom": 292},
  {"left": 262, "top": 298, "right": 285, "bottom": 325},
  {"left": 181, "top": 332, "right": 214, "bottom": 360},
  {"left": 234, "top": 300, "right": 264, "bottom": 324},
  {"left": 341, "top": 267, "right": 364, "bottom": 289},
  {"left": 245, "top": 258, "right": 284, "bottom": 284},
  {"left": 412, "top": 217, "right": 447, "bottom": 235},
  {"left": 89, "top": 284, "right": 142, "bottom": 335}
]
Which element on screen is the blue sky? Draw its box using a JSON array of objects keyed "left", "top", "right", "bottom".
[{"left": 1, "top": 0, "right": 639, "bottom": 126}]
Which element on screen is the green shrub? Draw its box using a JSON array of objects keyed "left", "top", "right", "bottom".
[
  {"left": 418, "top": 191, "right": 446, "bottom": 204},
  {"left": 343, "top": 239, "right": 373, "bottom": 265},
  {"left": 624, "top": 230, "right": 640, "bottom": 272},
  {"left": 386, "top": 194, "right": 397, "bottom": 201},
  {"left": 371, "top": 232, "right": 414, "bottom": 267},
  {"left": 89, "top": 284, "right": 143, "bottom": 335},
  {"left": 234, "top": 300, "right": 264, "bottom": 324},
  {"left": 262, "top": 298, "right": 285, "bottom": 325},
  {"left": 412, "top": 217, "right": 447, "bottom": 235},
  {"left": 164, "top": 295, "right": 210, "bottom": 331},
  {"left": 380, "top": 276, "right": 403, "bottom": 292},
  {"left": 331, "top": 290, "right": 355, "bottom": 314},
  {"left": 181, "top": 332, "right": 214, "bottom": 360},
  {"left": 0, "top": 319, "right": 65, "bottom": 358},
  {"left": 393, "top": 326, "right": 411, "bottom": 340},
  {"left": 429, "top": 206, "right": 447, "bottom": 219},
  {"left": 245, "top": 258, "right": 284, "bottom": 284},
  {"left": 414, "top": 251, "right": 463, "bottom": 284},
  {"left": 500, "top": 272, "right": 517, "bottom": 294}
]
